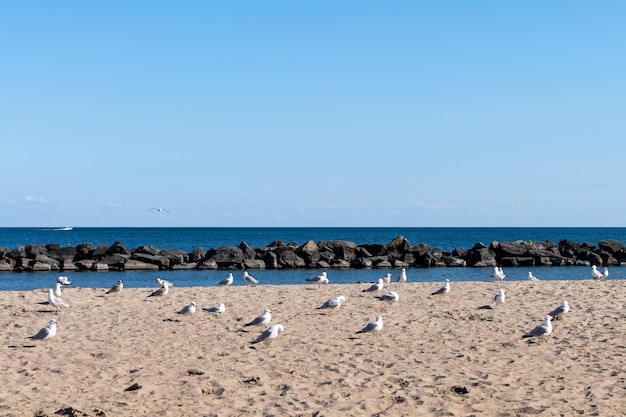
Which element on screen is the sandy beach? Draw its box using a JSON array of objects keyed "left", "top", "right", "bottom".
[{"left": 2, "top": 278, "right": 625, "bottom": 416}]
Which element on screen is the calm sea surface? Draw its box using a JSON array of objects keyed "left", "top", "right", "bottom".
[{"left": 0, "top": 227, "right": 624, "bottom": 290}]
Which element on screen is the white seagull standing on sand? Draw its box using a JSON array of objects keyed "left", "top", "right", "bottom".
[
  {"left": 528, "top": 271, "right": 539, "bottom": 281},
  {"left": 603, "top": 267, "right": 609, "bottom": 279},
  {"left": 318, "top": 295, "right": 346, "bottom": 311},
  {"left": 57, "top": 276, "right": 72, "bottom": 286},
  {"left": 245, "top": 308, "right": 272, "bottom": 327},
  {"left": 382, "top": 273, "right": 392, "bottom": 284},
  {"left": 522, "top": 315, "right": 553, "bottom": 343},
  {"left": 148, "top": 282, "right": 170, "bottom": 298},
  {"left": 178, "top": 301, "right": 197, "bottom": 316},
  {"left": 357, "top": 315, "right": 384, "bottom": 334},
  {"left": 431, "top": 279, "right": 451, "bottom": 296},
  {"left": 218, "top": 273, "right": 234, "bottom": 287},
  {"left": 205, "top": 303, "right": 226, "bottom": 313},
  {"left": 252, "top": 324, "right": 284, "bottom": 346},
  {"left": 47, "top": 288, "right": 70, "bottom": 311},
  {"left": 29, "top": 318, "right": 58, "bottom": 348},
  {"left": 376, "top": 291, "right": 400, "bottom": 305},
  {"left": 306, "top": 272, "right": 329, "bottom": 287},
  {"left": 362, "top": 278, "right": 384, "bottom": 293},
  {"left": 53, "top": 282, "right": 63, "bottom": 298},
  {"left": 397, "top": 268, "right": 408, "bottom": 284},
  {"left": 493, "top": 266, "right": 507, "bottom": 281},
  {"left": 548, "top": 301, "right": 570, "bottom": 321},
  {"left": 156, "top": 277, "right": 175, "bottom": 288},
  {"left": 243, "top": 271, "right": 260, "bottom": 287},
  {"left": 591, "top": 265, "right": 604, "bottom": 280},
  {"left": 106, "top": 279, "right": 123, "bottom": 294},
  {"left": 493, "top": 289, "right": 506, "bottom": 307}
]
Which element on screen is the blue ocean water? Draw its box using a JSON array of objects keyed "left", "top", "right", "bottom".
[{"left": 0, "top": 227, "right": 623, "bottom": 290}]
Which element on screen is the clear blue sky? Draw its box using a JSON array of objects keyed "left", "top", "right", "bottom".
[{"left": 1, "top": 2, "right": 625, "bottom": 227}]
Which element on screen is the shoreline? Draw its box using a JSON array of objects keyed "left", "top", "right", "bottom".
[{"left": 3, "top": 280, "right": 625, "bottom": 416}]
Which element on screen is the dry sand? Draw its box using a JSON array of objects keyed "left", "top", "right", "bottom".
[{"left": 1, "top": 278, "right": 626, "bottom": 416}]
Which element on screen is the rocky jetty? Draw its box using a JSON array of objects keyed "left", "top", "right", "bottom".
[{"left": 0, "top": 237, "right": 624, "bottom": 273}]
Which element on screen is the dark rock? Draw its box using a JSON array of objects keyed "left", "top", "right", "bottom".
[
  {"left": 124, "top": 260, "right": 159, "bottom": 271},
  {"left": 26, "top": 244, "right": 48, "bottom": 258},
  {"left": 333, "top": 246, "right": 356, "bottom": 263},
  {"left": 207, "top": 246, "right": 244, "bottom": 265},
  {"left": 107, "top": 241, "right": 131, "bottom": 256},
  {"left": 351, "top": 257, "right": 373, "bottom": 268},
  {"left": 278, "top": 250, "right": 306, "bottom": 268},
  {"left": 48, "top": 246, "right": 77, "bottom": 262},
  {"left": 262, "top": 252, "right": 278, "bottom": 269},
  {"left": 360, "top": 244, "right": 387, "bottom": 257},
  {"left": 238, "top": 242, "right": 257, "bottom": 260},
  {"left": 135, "top": 245, "right": 161, "bottom": 256},
  {"left": 131, "top": 253, "right": 170, "bottom": 269},
  {"left": 599, "top": 239, "right": 624, "bottom": 254},
  {"left": 189, "top": 248, "right": 206, "bottom": 263},
  {"left": 244, "top": 259, "right": 266, "bottom": 269},
  {"left": 388, "top": 235, "right": 411, "bottom": 253}
]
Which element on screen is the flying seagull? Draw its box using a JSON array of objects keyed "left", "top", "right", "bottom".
[{"left": 149, "top": 207, "right": 170, "bottom": 214}]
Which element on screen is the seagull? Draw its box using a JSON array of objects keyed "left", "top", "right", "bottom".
[
  {"left": 493, "top": 266, "right": 507, "bottom": 281},
  {"left": 591, "top": 265, "right": 604, "bottom": 280},
  {"left": 306, "top": 272, "right": 329, "bottom": 287},
  {"left": 382, "top": 273, "right": 392, "bottom": 284},
  {"left": 47, "top": 288, "right": 70, "bottom": 311},
  {"left": 243, "top": 271, "right": 260, "bottom": 287},
  {"left": 148, "top": 282, "right": 170, "bottom": 298},
  {"left": 156, "top": 277, "right": 175, "bottom": 288},
  {"left": 376, "top": 291, "right": 400, "bottom": 305},
  {"left": 149, "top": 207, "right": 170, "bottom": 214},
  {"left": 106, "top": 279, "right": 123, "bottom": 294},
  {"left": 603, "top": 267, "right": 609, "bottom": 279},
  {"left": 362, "top": 278, "right": 384, "bottom": 293},
  {"left": 57, "top": 276, "right": 72, "bottom": 286},
  {"left": 397, "top": 268, "right": 408, "bottom": 284},
  {"left": 431, "top": 279, "right": 450, "bottom": 296},
  {"left": 177, "top": 301, "right": 197, "bottom": 316},
  {"left": 318, "top": 295, "right": 346, "bottom": 311},
  {"left": 53, "top": 282, "right": 63, "bottom": 298},
  {"left": 522, "top": 315, "right": 553, "bottom": 343},
  {"left": 218, "top": 273, "right": 234, "bottom": 287},
  {"left": 252, "top": 324, "right": 284, "bottom": 346},
  {"left": 493, "top": 289, "right": 505, "bottom": 307},
  {"left": 528, "top": 271, "right": 539, "bottom": 281},
  {"left": 245, "top": 308, "right": 271, "bottom": 327},
  {"left": 205, "top": 303, "right": 226, "bottom": 313},
  {"left": 29, "top": 318, "right": 57, "bottom": 348},
  {"left": 357, "top": 315, "right": 384, "bottom": 334},
  {"left": 548, "top": 301, "right": 570, "bottom": 321}
]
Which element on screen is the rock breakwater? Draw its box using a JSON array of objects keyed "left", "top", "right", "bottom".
[{"left": 0, "top": 236, "right": 624, "bottom": 273}]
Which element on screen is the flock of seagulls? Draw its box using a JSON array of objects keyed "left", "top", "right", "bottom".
[{"left": 27, "top": 263, "right": 604, "bottom": 348}]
